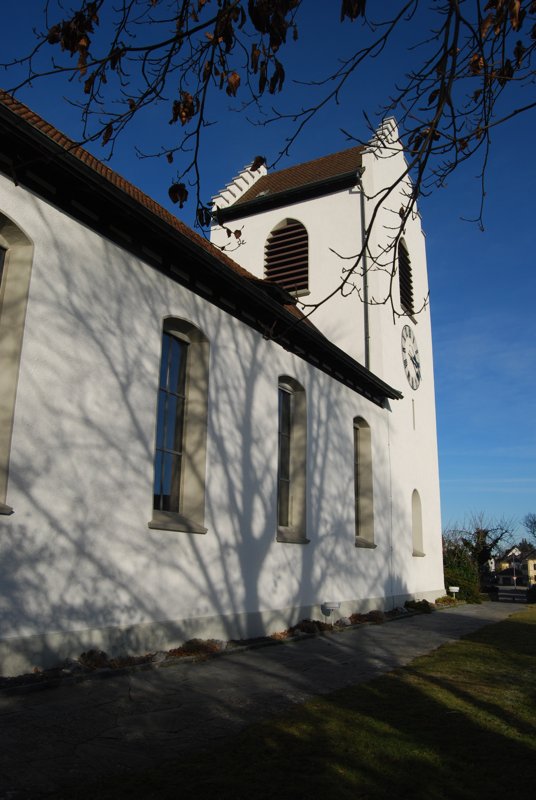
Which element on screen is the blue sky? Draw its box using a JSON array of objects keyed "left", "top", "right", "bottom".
[{"left": 3, "top": 2, "right": 535, "bottom": 538}]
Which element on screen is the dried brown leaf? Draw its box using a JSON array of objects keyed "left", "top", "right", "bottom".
[
  {"left": 514, "top": 39, "right": 526, "bottom": 66},
  {"left": 480, "top": 13, "right": 494, "bottom": 38},
  {"left": 168, "top": 182, "right": 188, "bottom": 208},
  {"left": 340, "top": 0, "right": 367, "bottom": 21},
  {"left": 469, "top": 52, "right": 485, "bottom": 74},
  {"left": 102, "top": 123, "right": 113, "bottom": 145},
  {"left": 226, "top": 71, "right": 241, "bottom": 97},
  {"left": 83, "top": 73, "right": 95, "bottom": 94}
]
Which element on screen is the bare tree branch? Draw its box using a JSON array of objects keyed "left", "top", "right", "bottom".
[{"left": 3, "top": 0, "right": 535, "bottom": 318}]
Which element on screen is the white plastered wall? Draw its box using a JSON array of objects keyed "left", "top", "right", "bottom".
[
  {"left": 0, "top": 168, "right": 443, "bottom": 675},
  {"left": 210, "top": 124, "right": 444, "bottom": 612}
]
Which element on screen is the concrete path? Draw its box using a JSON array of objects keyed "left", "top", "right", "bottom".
[{"left": 0, "top": 603, "right": 523, "bottom": 799}]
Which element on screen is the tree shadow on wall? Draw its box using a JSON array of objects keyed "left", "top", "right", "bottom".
[{"left": 2, "top": 190, "right": 416, "bottom": 679}]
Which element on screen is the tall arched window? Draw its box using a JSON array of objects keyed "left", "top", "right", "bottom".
[
  {"left": 398, "top": 239, "right": 414, "bottom": 316},
  {"left": 354, "top": 417, "right": 375, "bottom": 548},
  {"left": 265, "top": 219, "right": 308, "bottom": 295},
  {"left": 149, "top": 318, "right": 209, "bottom": 534},
  {"left": 277, "top": 376, "right": 308, "bottom": 544},
  {"left": 0, "top": 213, "right": 34, "bottom": 515},
  {"left": 412, "top": 489, "right": 425, "bottom": 556}
]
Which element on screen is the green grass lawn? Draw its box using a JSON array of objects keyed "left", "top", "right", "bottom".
[{"left": 73, "top": 607, "right": 536, "bottom": 800}]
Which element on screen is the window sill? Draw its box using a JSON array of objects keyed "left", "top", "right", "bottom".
[
  {"left": 412, "top": 549, "right": 426, "bottom": 558},
  {"left": 148, "top": 511, "right": 207, "bottom": 534},
  {"left": 277, "top": 527, "right": 310, "bottom": 545},
  {"left": 355, "top": 537, "right": 377, "bottom": 549},
  {"left": 0, "top": 502, "right": 13, "bottom": 515}
]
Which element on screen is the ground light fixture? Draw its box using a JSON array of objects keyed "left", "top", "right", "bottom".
[{"left": 321, "top": 602, "right": 341, "bottom": 621}]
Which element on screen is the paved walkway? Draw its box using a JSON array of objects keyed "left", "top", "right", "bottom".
[{"left": 0, "top": 603, "right": 523, "bottom": 798}]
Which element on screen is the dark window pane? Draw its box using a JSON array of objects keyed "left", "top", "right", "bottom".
[
  {"left": 153, "top": 451, "right": 182, "bottom": 512},
  {"left": 278, "top": 480, "right": 290, "bottom": 527},
  {"left": 354, "top": 427, "right": 360, "bottom": 530},
  {"left": 173, "top": 397, "right": 185, "bottom": 453},
  {"left": 177, "top": 342, "right": 188, "bottom": 393},
  {"left": 164, "top": 395, "right": 178, "bottom": 451},
  {"left": 279, "top": 389, "right": 291, "bottom": 435},
  {"left": 155, "top": 389, "right": 167, "bottom": 448},
  {"left": 153, "top": 450, "right": 163, "bottom": 505},
  {"left": 278, "top": 387, "right": 292, "bottom": 527},
  {"left": 161, "top": 451, "right": 175, "bottom": 510},
  {"left": 170, "top": 452, "right": 182, "bottom": 509},
  {"left": 279, "top": 434, "right": 290, "bottom": 480},
  {"left": 153, "top": 332, "right": 189, "bottom": 512},
  {"left": 159, "top": 333, "right": 170, "bottom": 389},
  {"left": 168, "top": 336, "right": 181, "bottom": 391}
]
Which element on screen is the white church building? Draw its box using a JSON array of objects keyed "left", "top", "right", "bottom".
[{"left": 0, "top": 91, "right": 444, "bottom": 675}]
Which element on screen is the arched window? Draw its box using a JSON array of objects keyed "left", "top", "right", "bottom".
[
  {"left": 277, "top": 376, "right": 308, "bottom": 544},
  {"left": 0, "top": 213, "right": 34, "bottom": 515},
  {"left": 398, "top": 239, "right": 414, "bottom": 316},
  {"left": 265, "top": 219, "right": 308, "bottom": 295},
  {"left": 354, "top": 417, "right": 375, "bottom": 548},
  {"left": 412, "top": 489, "right": 425, "bottom": 556},
  {"left": 149, "top": 318, "right": 209, "bottom": 534}
]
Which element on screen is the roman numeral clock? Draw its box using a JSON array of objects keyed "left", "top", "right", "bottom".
[{"left": 401, "top": 324, "right": 421, "bottom": 390}]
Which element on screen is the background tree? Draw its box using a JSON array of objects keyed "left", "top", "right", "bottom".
[
  {"left": 3, "top": 0, "right": 536, "bottom": 317},
  {"left": 443, "top": 513, "right": 514, "bottom": 589},
  {"left": 522, "top": 512, "right": 536, "bottom": 543},
  {"left": 442, "top": 534, "right": 482, "bottom": 602}
]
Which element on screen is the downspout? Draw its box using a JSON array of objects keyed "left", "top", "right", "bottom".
[{"left": 356, "top": 166, "right": 370, "bottom": 370}]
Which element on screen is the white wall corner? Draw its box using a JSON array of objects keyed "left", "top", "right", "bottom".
[
  {"left": 364, "top": 117, "right": 401, "bottom": 158},
  {"left": 211, "top": 161, "right": 268, "bottom": 210}
]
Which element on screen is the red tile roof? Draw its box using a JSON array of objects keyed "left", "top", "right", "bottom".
[
  {"left": 0, "top": 90, "right": 316, "bottom": 325},
  {"left": 235, "top": 145, "right": 364, "bottom": 205},
  {"left": 0, "top": 91, "right": 401, "bottom": 401},
  {"left": 0, "top": 89, "right": 261, "bottom": 284}
]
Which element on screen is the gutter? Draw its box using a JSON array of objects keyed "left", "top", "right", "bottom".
[{"left": 356, "top": 166, "right": 370, "bottom": 370}]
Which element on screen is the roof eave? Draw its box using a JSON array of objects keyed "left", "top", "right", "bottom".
[
  {"left": 0, "top": 98, "right": 401, "bottom": 406},
  {"left": 216, "top": 171, "right": 360, "bottom": 223}
]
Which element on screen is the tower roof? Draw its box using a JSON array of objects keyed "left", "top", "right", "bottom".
[
  {"left": 239, "top": 145, "right": 364, "bottom": 205},
  {"left": 216, "top": 145, "right": 364, "bottom": 222}
]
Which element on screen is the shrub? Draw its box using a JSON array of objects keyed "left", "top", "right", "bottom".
[
  {"left": 443, "top": 540, "right": 481, "bottom": 603},
  {"left": 434, "top": 595, "right": 457, "bottom": 607}
]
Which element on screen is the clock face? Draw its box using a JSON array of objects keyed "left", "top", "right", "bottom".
[{"left": 401, "top": 325, "right": 421, "bottom": 390}]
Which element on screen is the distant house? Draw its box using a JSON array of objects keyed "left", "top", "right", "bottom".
[
  {"left": 495, "top": 546, "right": 536, "bottom": 587},
  {"left": 0, "top": 92, "right": 444, "bottom": 675}
]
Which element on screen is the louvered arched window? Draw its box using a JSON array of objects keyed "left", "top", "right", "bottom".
[
  {"left": 398, "top": 239, "right": 414, "bottom": 316},
  {"left": 265, "top": 219, "right": 308, "bottom": 295}
]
